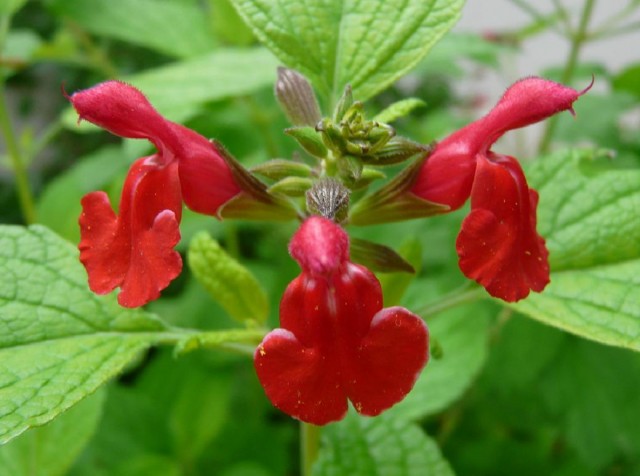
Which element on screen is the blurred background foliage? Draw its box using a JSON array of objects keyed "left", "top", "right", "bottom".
[{"left": 1, "top": 0, "right": 640, "bottom": 475}]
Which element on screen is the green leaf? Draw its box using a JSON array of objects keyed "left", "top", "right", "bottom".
[
  {"left": 613, "top": 63, "right": 640, "bottom": 99},
  {"left": 509, "top": 149, "right": 640, "bottom": 350},
  {"left": 539, "top": 338, "right": 640, "bottom": 469},
  {"left": 314, "top": 411, "right": 454, "bottom": 476},
  {"left": 379, "top": 238, "right": 422, "bottom": 306},
  {"left": 2, "top": 29, "right": 41, "bottom": 62},
  {"left": 188, "top": 231, "right": 269, "bottom": 324},
  {"left": 0, "top": 390, "right": 105, "bottom": 476},
  {"left": 0, "top": 225, "right": 168, "bottom": 444},
  {"left": 0, "top": 0, "right": 27, "bottom": 15},
  {"left": 373, "top": 98, "right": 426, "bottom": 123},
  {"left": 208, "top": 0, "right": 255, "bottom": 46},
  {"left": 63, "top": 47, "right": 279, "bottom": 129},
  {"left": 512, "top": 259, "right": 640, "bottom": 352},
  {"left": 169, "top": 370, "right": 232, "bottom": 464},
  {"left": 390, "top": 301, "right": 491, "bottom": 420},
  {"left": 48, "top": 0, "right": 215, "bottom": 58},
  {"left": 529, "top": 149, "right": 640, "bottom": 271},
  {"left": 230, "top": 0, "right": 465, "bottom": 105}
]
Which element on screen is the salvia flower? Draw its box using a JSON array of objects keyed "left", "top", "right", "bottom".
[
  {"left": 69, "top": 81, "right": 242, "bottom": 307},
  {"left": 254, "top": 216, "right": 429, "bottom": 425},
  {"left": 410, "top": 77, "right": 590, "bottom": 302}
]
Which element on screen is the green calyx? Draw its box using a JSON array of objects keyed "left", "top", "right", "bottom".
[{"left": 270, "top": 77, "right": 435, "bottom": 222}]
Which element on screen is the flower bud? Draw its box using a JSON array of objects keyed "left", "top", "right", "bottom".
[{"left": 275, "top": 67, "right": 322, "bottom": 127}]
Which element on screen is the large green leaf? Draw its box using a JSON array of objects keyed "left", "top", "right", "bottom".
[
  {"left": 229, "top": 0, "right": 464, "bottom": 105},
  {"left": 530, "top": 149, "right": 640, "bottom": 271},
  {"left": 48, "top": 0, "right": 215, "bottom": 58},
  {"left": 63, "top": 47, "right": 279, "bottom": 128},
  {"left": 0, "top": 225, "right": 168, "bottom": 443},
  {"left": 539, "top": 338, "right": 640, "bottom": 470},
  {"left": 314, "top": 411, "right": 454, "bottom": 476},
  {"left": 513, "top": 259, "right": 640, "bottom": 351},
  {"left": 511, "top": 149, "right": 640, "bottom": 350},
  {"left": 0, "top": 390, "right": 105, "bottom": 476}
]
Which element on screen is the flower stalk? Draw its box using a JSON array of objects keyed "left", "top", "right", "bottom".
[{"left": 301, "top": 422, "right": 321, "bottom": 476}]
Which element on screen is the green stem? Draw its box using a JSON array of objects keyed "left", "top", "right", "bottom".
[
  {"left": 415, "top": 286, "right": 486, "bottom": 319},
  {"left": 0, "top": 86, "right": 37, "bottom": 224},
  {"left": 301, "top": 422, "right": 321, "bottom": 476},
  {"left": 537, "top": 0, "right": 596, "bottom": 155}
]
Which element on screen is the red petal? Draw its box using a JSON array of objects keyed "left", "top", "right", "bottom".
[
  {"left": 68, "top": 81, "right": 177, "bottom": 145},
  {"left": 78, "top": 191, "right": 128, "bottom": 295},
  {"left": 117, "top": 209, "right": 182, "bottom": 307},
  {"left": 456, "top": 154, "right": 549, "bottom": 302},
  {"left": 344, "top": 306, "right": 429, "bottom": 416},
  {"left": 254, "top": 329, "right": 347, "bottom": 425},
  {"left": 410, "top": 135, "right": 477, "bottom": 210},
  {"left": 173, "top": 124, "right": 241, "bottom": 215},
  {"left": 78, "top": 157, "right": 183, "bottom": 307}
]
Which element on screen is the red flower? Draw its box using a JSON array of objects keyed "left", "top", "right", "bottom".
[
  {"left": 254, "top": 217, "right": 429, "bottom": 425},
  {"left": 69, "top": 81, "right": 241, "bottom": 307},
  {"left": 410, "top": 77, "right": 590, "bottom": 302}
]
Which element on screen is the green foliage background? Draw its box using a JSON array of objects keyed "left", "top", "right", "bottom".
[{"left": 1, "top": 0, "right": 640, "bottom": 475}]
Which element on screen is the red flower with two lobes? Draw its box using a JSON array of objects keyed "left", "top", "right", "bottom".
[
  {"left": 254, "top": 216, "right": 429, "bottom": 425},
  {"left": 411, "top": 77, "right": 591, "bottom": 302},
  {"left": 68, "top": 81, "right": 241, "bottom": 307}
]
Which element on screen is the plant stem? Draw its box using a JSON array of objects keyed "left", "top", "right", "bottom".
[
  {"left": 301, "top": 422, "right": 321, "bottom": 476},
  {"left": 537, "top": 0, "right": 596, "bottom": 155},
  {"left": 415, "top": 286, "right": 486, "bottom": 319},
  {"left": 0, "top": 86, "right": 37, "bottom": 224}
]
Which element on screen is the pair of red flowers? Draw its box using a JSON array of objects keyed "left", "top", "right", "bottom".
[{"left": 69, "top": 77, "right": 585, "bottom": 425}]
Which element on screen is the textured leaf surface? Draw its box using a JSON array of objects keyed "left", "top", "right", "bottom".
[
  {"left": 188, "top": 232, "right": 269, "bottom": 324},
  {"left": 0, "top": 390, "right": 105, "bottom": 476},
  {"left": 48, "top": 0, "right": 214, "bottom": 58},
  {"left": 230, "top": 0, "right": 464, "bottom": 104},
  {"left": 390, "top": 301, "right": 491, "bottom": 420},
  {"left": 513, "top": 259, "right": 640, "bottom": 351},
  {"left": 314, "top": 411, "right": 454, "bottom": 476},
  {"left": 529, "top": 149, "right": 640, "bottom": 271},
  {"left": 511, "top": 150, "right": 640, "bottom": 350},
  {"left": 0, "top": 225, "right": 167, "bottom": 443}
]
